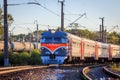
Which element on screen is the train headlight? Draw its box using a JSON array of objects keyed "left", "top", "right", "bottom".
[
  {"left": 51, "top": 29, "right": 56, "bottom": 33},
  {"left": 61, "top": 48, "right": 66, "bottom": 50},
  {"left": 41, "top": 47, "right": 44, "bottom": 50}
]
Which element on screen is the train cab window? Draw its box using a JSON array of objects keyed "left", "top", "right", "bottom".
[
  {"left": 40, "top": 38, "right": 45, "bottom": 43},
  {"left": 46, "top": 38, "right": 53, "bottom": 43},
  {"left": 54, "top": 37, "right": 61, "bottom": 43},
  {"left": 41, "top": 37, "right": 68, "bottom": 44},
  {"left": 40, "top": 37, "right": 52, "bottom": 43},
  {"left": 61, "top": 38, "right": 66, "bottom": 43},
  {"left": 61, "top": 38, "right": 68, "bottom": 43},
  {"left": 102, "top": 47, "right": 107, "bottom": 49},
  {"left": 54, "top": 37, "right": 68, "bottom": 43}
]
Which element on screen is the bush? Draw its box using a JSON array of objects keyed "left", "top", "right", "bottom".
[
  {"left": 30, "top": 49, "right": 42, "bottom": 65},
  {"left": 1, "top": 50, "right": 42, "bottom": 66},
  {"left": 9, "top": 52, "right": 30, "bottom": 66},
  {"left": 9, "top": 52, "right": 20, "bottom": 66},
  {"left": 19, "top": 52, "right": 30, "bottom": 65}
]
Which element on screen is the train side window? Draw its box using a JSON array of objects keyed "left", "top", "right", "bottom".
[
  {"left": 46, "top": 38, "right": 52, "bottom": 43},
  {"left": 87, "top": 44, "right": 89, "bottom": 46},
  {"left": 73, "top": 41, "right": 75, "bottom": 44},
  {"left": 102, "top": 47, "right": 107, "bottom": 49}
]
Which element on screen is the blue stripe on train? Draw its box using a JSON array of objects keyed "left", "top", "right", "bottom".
[{"left": 41, "top": 56, "right": 67, "bottom": 64}]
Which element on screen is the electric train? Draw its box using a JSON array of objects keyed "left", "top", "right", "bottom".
[{"left": 40, "top": 29, "right": 120, "bottom": 64}]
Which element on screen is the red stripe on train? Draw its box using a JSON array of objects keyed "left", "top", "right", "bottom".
[{"left": 41, "top": 44, "right": 68, "bottom": 52}]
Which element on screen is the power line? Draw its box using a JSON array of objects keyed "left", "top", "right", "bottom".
[
  {"left": 28, "top": 2, "right": 60, "bottom": 17},
  {"left": 8, "top": 1, "right": 72, "bottom": 23},
  {"left": 28, "top": 1, "right": 72, "bottom": 22},
  {"left": 8, "top": 1, "right": 60, "bottom": 17},
  {"left": 108, "top": 25, "right": 119, "bottom": 32}
]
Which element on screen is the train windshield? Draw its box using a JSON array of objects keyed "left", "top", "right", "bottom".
[{"left": 40, "top": 37, "right": 68, "bottom": 44}]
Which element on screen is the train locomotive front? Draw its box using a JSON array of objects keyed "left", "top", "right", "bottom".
[{"left": 40, "top": 30, "right": 69, "bottom": 64}]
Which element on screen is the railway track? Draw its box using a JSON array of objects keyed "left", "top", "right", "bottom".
[
  {"left": 0, "top": 64, "right": 119, "bottom": 80},
  {"left": 0, "top": 66, "right": 48, "bottom": 75},
  {"left": 0, "top": 64, "right": 84, "bottom": 80},
  {"left": 81, "top": 64, "right": 119, "bottom": 80}
]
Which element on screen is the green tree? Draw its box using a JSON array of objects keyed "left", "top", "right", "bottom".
[
  {"left": 0, "top": 8, "right": 3, "bottom": 40},
  {"left": 0, "top": 7, "right": 14, "bottom": 40},
  {"left": 108, "top": 32, "right": 119, "bottom": 44}
]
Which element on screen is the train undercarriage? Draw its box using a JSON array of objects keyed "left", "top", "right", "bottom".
[{"left": 64, "top": 56, "right": 120, "bottom": 64}]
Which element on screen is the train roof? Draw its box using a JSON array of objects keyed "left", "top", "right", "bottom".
[
  {"left": 41, "top": 29, "right": 67, "bottom": 38},
  {"left": 67, "top": 32, "right": 81, "bottom": 40}
]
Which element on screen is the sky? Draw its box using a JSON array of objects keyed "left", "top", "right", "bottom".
[{"left": 0, "top": 0, "right": 120, "bottom": 35}]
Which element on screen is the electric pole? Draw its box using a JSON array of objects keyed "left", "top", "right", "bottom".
[
  {"left": 4, "top": 0, "right": 9, "bottom": 67},
  {"left": 36, "top": 23, "right": 38, "bottom": 49},
  {"left": 100, "top": 17, "right": 104, "bottom": 42},
  {"left": 35, "top": 20, "right": 39, "bottom": 49},
  {"left": 58, "top": 0, "right": 65, "bottom": 31},
  {"left": 99, "top": 25, "right": 102, "bottom": 41}
]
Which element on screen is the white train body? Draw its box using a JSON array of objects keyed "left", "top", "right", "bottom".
[{"left": 67, "top": 33, "right": 120, "bottom": 62}]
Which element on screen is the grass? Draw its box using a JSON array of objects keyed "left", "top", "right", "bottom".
[
  {"left": 111, "top": 67, "right": 120, "bottom": 71},
  {"left": 110, "top": 63, "right": 120, "bottom": 71}
]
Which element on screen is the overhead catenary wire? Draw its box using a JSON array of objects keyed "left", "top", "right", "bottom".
[
  {"left": 8, "top": 1, "right": 60, "bottom": 17},
  {"left": 70, "top": 13, "right": 86, "bottom": 25},
  {"left": 7, "top": 0, "right": 88, "bottom": 31},
  {"left": 28, "top": 2, "right": 60, "bottom": 17},
  {"left": 11, "top": 22, "right": 60, "bottom": 31},
  {"left": 8, "top": 1, "right": 72, "bottom": 23},
  {"left": 34, "top": 0, "right": 72, "bottom": 22}
]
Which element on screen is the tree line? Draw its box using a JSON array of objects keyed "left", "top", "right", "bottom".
[{"left": 0, "top": 7, "right": 14, "bottom": 40}]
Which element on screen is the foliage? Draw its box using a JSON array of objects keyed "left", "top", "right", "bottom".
[
  {"left": 0, "top": 8, "right": 3, "bottom": 40},
  {"left": 9, "top": 52, "right": 20, "bottom": 66},
  {"left": 7, "top": 14, "right": 14, "bottom": 26},
  {"left": 107, "top": 32, "right": 119, "bottom": 44},
  {"left": 9, "top": 52, "right": 30, "bottom": 66},
  {"left": 7, "top": 50, "right": 41, "bottom": 66},
  {"left": 0, "top": 50, "right": 42, "bottom": 66},
  {"left": 30, "top": 49, "right": 42, "bottom": 65},
  {"left": 19, "top": 52, "right": 31, "bottom": 65},
  {"left": 0, "top": 7, "right": 14, "bottom": 40},
  {"left": 110, "top": 63, "right": 120, "bottom": 71}
]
